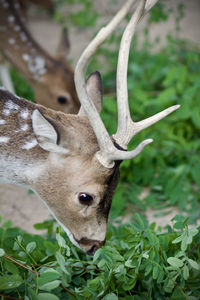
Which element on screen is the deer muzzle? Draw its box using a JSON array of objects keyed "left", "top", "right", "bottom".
[{"left": 76, "top": 237, "right": 106, "bottom": 255}]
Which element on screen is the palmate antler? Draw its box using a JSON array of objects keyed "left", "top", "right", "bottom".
[{"left": 74, "top": 0, "right": 180, "bottom": 168}]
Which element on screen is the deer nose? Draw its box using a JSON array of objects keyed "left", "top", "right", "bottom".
[{"left": 86, "top": 240, "right": 105, "bottom": 256}]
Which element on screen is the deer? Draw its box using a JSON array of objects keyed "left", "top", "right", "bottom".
[
  {"left": 0, "top": 0, "right": 80, "bottom": 113},
  {"left": 0, "top": 0, "right": 180, "bottom": 255}
]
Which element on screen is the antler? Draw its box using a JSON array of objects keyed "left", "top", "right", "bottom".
[
  {"left": 113, "top": 0, "right": 180, "bottom": 148},
  {"left": 74, "top": 0, "right": 180, "bottom": 168}
]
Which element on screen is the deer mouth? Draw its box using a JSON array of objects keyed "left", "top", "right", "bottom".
[{"left": 75, "top": 237, "right": 105, "bottom": 255}]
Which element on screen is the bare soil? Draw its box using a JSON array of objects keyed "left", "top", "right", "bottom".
[{"left": 0, "top": 0, "right": 200, "bottom": 233}]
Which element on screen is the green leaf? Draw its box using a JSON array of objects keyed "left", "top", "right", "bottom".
[
  {"left": 0, "top": 274, "right": 23, "bottom": 290},
  {"left": 40, "top": 269, "right": 61, "bottom": 282},
  {"left": 93, "top": 248, "right": 102, "bottom": 262},
  {"left": 26, "top": 241, "right": 36, "bottom": 253},
  {"left": 102, "top": 293, "right": 118, "bottom": 300},
  {"left": 145, "top": 264, "right": 152, "bottom": 276},
  {"left": 172, "top": 235, "right": 183, "bottom": 244},
  {"left": 4, "top": 259, "right": 19, "bottom": 274},
  {"left": 187, "top": 258, "right": 199, "bottom": 270},
  {"left": 183, "top": 265, "right": 189, "bottom": 280},
  {"left": 56, "top": 234, "right": 70, "bottom": 256},
  {"left": 164, "top": 278, "right": 175, "bottom": 293},
  {"left": 0, "top": 248, "right": 5, "bottom": 257},
  {"left": 188, "top": 226, "right": 199, "bottom": 237},
  {"left": 181, "top": 235, "right": 188, "bottom": 251},
  {"left": 56, "top": 234, "right": 67, "bottom": 248},
  {"left": 134, "top": 213, "right": 146, "bottom": 230},
  {"left": 37, "top": 293, "right": 60, "bottom": 300},
  {"left": 125, "top": 259, "right": 135, "bottom": 268},
  {"left": 39, "top": 280, "right": 61, "bottom": 292},
  {"left": 153, "top": 266, "right": 159, "bottom": 280},
  {"left": 146, "top": 229, "right": 160, "bottom": 250},
  {"left": 55, "top": 251, "right": 68, "bottom": 274},
  {"left": 167, "top": 257, "right": 184, "bottom": 268},
  {"left": 157, "top": 270, "right": 164, "bottom": 284}
]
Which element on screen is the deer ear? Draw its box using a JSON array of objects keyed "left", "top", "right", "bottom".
[
  {"left": 56, "top": 28, "right": 70, "bottom": 61},
  {"left": 32, "top": 109, "right": 68, "bottom": 154},
  {"left": 78, "top": 71, "right": 103, "bottom": 116}
]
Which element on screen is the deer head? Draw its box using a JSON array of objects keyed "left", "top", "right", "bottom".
[
  {"left": 0, "top": 0, "right": 80, "bottom": 113},
  {"left": 0, "top": 0, "right": 180, "bottom": 254}
]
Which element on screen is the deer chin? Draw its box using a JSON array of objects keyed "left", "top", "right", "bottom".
[{"left": 49, "top": 212, "right": 106, "bottom": 255}]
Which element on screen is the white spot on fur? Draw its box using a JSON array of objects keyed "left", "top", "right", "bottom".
[
  {"left": 28, "top": 55, "right": 46, "bottom": 78},
  {"left": 2, "top": 108, "right": 10, "bottom": 116},
  {"left": 22, "top": 139, "right": 38, "bottom": 150},
  {"left": 0, "top": 136, "right": 10, "bottom": 143},
  {"left": 14, "top": 25, "right": 20, "bottom": 32},
  {"left": 0, "top": 86, "right": 6, "bottom": 90},
  {"left": 8, "top": 16, "right": 15, "bottom": 23},
  {"left": 20, "top": 124, "right": 29, "bottom": 131},
  {"left": 0, "top": 119, "right": 6, "bottom": 125},
  {"left": 22, "top": 54, "right": 30, "bottom": 62},
  {"left": 20, "top": 32, "right": 27, "bottom": 42},
  {"left": 5, "top": 100, "right": 19, "bottom": 112},
  {"left": 14, "top": 123, "right": 29, "bottom": 133},
  {"left": 8, "top": 38, "right": 15, "bottom": 45},
  {"left": 20, "top": 108, "right": 29, "bottom": 119}
]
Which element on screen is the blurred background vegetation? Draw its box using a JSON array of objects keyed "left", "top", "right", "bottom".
[{"left": 8, "top": 0, "right": 200, "bottom": 225}]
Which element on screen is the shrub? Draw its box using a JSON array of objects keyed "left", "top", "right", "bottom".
[{"left": 0, "top": 215, "right": 199, "bottom": 299}]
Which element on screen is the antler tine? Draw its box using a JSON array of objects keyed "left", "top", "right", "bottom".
[
  {"left": 74, "top": 0, "right": 138, "bottom": 167},
  {"left": 75, "top": 0, "right": 180, "bottom": 168},
  {"left": 113, "top": 0, "right": 180, "bottom": 149}
]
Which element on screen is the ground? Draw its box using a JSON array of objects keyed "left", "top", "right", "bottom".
[{"left": 0, "top": 0, "right": 200, "bottom": 233}]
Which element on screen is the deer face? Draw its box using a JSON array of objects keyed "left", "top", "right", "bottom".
[
  {"left": 33, "top": 62, "right": 80, "bottom": 114},
  {"left": 34, "top": 153, "right": 120, "bottom": 254},
  {"left": 32, "top": 28, "right": 80, "bottom": 114}
]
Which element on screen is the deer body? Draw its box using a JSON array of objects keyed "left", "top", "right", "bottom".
[
  {"left": 0, "top": 0, "right": 80, "bottom": 113},
  {"left": 0, "top": 0, "right": 180, "bottom": 254}
]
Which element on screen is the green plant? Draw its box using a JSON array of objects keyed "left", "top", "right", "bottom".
[
  {"left": 0, "top": 215, "right": 199, "bottom": 299},
  {"left": 10, "top": 68, "right": 35, "bottom": 102},
  {"left": 54, "top": 0, "right": 98, "bottom": 27}
]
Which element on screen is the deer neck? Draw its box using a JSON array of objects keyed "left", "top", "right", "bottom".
[
  {"left": 0, "top": 89, "right": 49, "bottom": 187},
  {"left": 0, "top": 0, "right": 55, "bottom": 83}
]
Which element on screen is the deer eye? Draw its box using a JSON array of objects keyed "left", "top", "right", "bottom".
[
  {"left": 78, "top": 193, "right": 94, "bottom": 205},
  {"left": 57, "top": 96, "right": 68, "bottom": 104}
]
